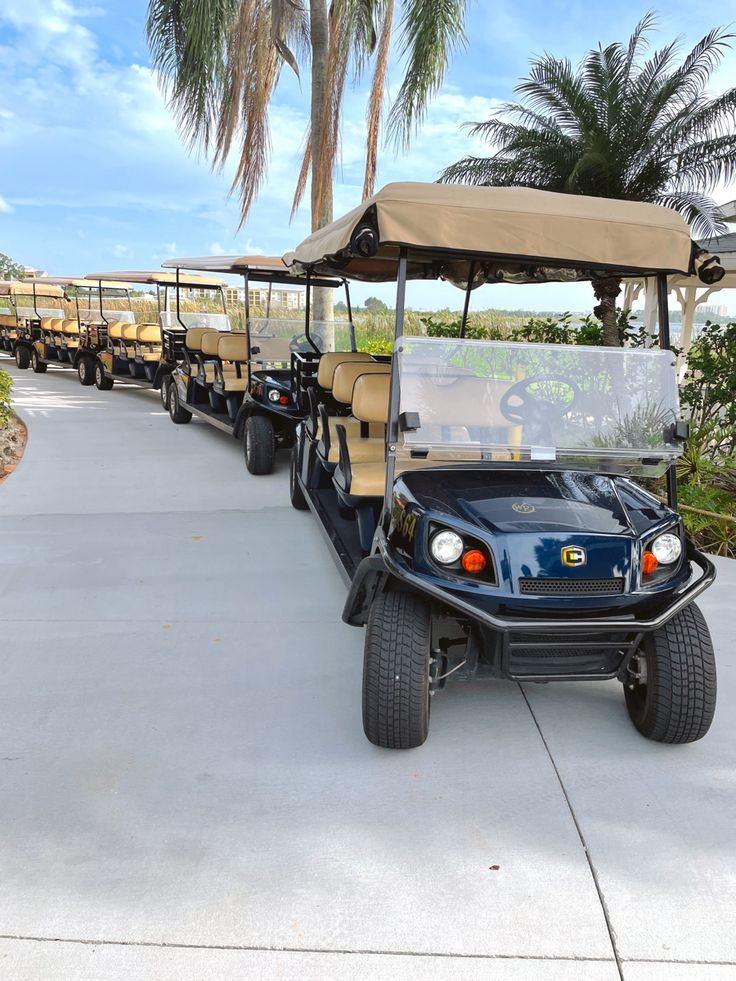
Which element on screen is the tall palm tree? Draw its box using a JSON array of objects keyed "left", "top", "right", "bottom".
[
  {"left": 147, "top": 0, "right": 468, "bottom": 235},
  {"left": 440, "top": 14, "right": 736, "bottom": 345}
]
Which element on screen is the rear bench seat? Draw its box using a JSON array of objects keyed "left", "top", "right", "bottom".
[
  {"left": 305, "top": 352, "right": 378, "bottom": 440},
  {"left": 333, "top": 373, "right": 392, "bottom": 498},
  {"left": 135, "top": 323, "right": 162, "bottom": 361},
  {"left": 61, "top": 319, "right": 80, "bottom": 347},
  {"left": 184, "top": 327, "right": 220, "bottom": 378},
  {"left": 317, "top": 361, "right": 390, "bottom": 467},
  {"left": 215, "top": 333, "right": 249, "bottom": 392}
]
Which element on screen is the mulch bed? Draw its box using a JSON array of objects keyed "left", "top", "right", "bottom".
[{"left": 0, "top": 413, "right": 27, "bottom": 484}]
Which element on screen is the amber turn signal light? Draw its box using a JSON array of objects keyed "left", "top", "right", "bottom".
[
  {"left": 279, "top": 394, "right": 289, "bottom": 405},
  {"left": 642, "top": 550, "right": 658, "bottom": 575},
  {"left": 461, "top": 549, "right": 487, "bottom": 574}
]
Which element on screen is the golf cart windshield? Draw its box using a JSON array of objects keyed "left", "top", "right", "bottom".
[
  {"left": 160, "top": 310, "right": 231, "bottom": 331},
  {"left": 249, "top": 317, "right": 354, "bottom": 364},
  {"left": 397, "top": 337, "right": 682, "bottom": 477},
  {"left": 15, "top": 296, "right": 65, "bottom": 318}
]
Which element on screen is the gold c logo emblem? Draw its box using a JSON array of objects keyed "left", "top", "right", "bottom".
[{"left": 561, "top": 546, "right": 587, "bottom": 567}]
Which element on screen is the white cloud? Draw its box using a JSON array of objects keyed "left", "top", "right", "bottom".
[
  {"left": 0, "top": 196, "right": 14, "bottom": 213},
  {"left": 209, "top": 241, "right": 226, "bottom": 255},
  {"left": 111, "top": 243, "right": 131, "bottom": 258}
]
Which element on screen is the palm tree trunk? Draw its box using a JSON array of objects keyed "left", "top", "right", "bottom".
[
  {"left": 593, "top": 276, "right": 622, "bottom": 346},
  {"left": 309, "top": 0, "right": 334, "bottom": 331}
]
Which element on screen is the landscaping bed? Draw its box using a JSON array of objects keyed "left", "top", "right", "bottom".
[{"left": 0, "top": 369, "right": 26, "bottom": 483}]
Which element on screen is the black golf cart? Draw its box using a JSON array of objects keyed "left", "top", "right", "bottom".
[
  {"left": 287, "top": 181, "right": 721, "bottom": 749},
  {"left": 161, "top": 256, "right": 361, "bottom": 475},
  {"left": 76, "top": 271, "right": 228, "bottom": 395},
  {"left": 3, "top": 279, "right": 71, "bottom": 372}
]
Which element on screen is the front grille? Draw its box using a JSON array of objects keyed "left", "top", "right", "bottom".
[{"left": 518, "top": 577, "right": 624, "bottom": 596}]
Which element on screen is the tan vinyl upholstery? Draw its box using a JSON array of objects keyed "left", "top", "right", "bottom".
[
  {"left": 185, "top": 327, "right": 218, "bottom": 352},
  {"left": 61, "top": 319, "right": 80, "bottom": 336},
  {"left": 121, "top": 323, "right": 138, "bottom": 343},
  {"left": 41, "top": 317, "right": 61, "bottom": 333},
  {"left": 407, "top": 375, "right": 515, "bottom": 431},
  {"left": 217, "top": 333, "right": 248, "bottom": 361},
  {"left": 316, "top": 351, "right": 374, "bottom": 390},
  {"left": 136, "top": 323, "right": 161, "bottom": 344},
  {"left": 223, "top": 376, "right": 249, "bottom": 392},
  {"left": 318, "top": 362, "right": 391, "bottom": 465},
  {"left": 332, "top": 373, "right": 392, "bottom": 496},
  {"left": 107, "top": 321, "right": 126, "bottom": 340},
  {"left": 200, "top": 332, "right": 222, "bottom": 357},
  {"left": 331, "top": 361, "right": 390, "bottom": 405},
  {"left": 351, "top": 372, "right": 391, "bottom": 424}
]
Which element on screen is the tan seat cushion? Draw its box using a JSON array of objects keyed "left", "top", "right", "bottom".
[
  {"left": 352, "top": 373, "right": 390, "bottom": 425},
  {"left": 316, "top": 352, "right": 375, "bottom": 390},
  {"left": 142, "top": 352, "right": 162, "bottom": 361},
  {"left": 331, "top": 361, "right": 391, "bottom": 406},
  {"left": 136, "top": 323, "right": 161, "bottom": 344},
  {"left": 121, "top": 323, "right": 139, "bottom": 343},
  {"left": 107, "top": 321, "right": 127, "bottom": 340},
  {"left": 223, "top": 376, "right": 249, "bottom": 392},
  {"left": 61, "top": 319, "right": 80, "bottom": 336},
  {"left": 218, "top": 333, "right": 248, "bottom": 362},
  {"left": 200, "top": 332, "right": 223, "bottom": 357},
  {"left": 186, "top": 327, "right": 220, "bottom": 353}
]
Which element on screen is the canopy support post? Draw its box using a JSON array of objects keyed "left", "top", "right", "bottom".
[
  {"left": 383, "top": 248, "right": 408, "bottom": 521},
  {"left": 243, "top": 270, "right": 251, "bottom": 362},
  {"left": 657, "top": 272, "right": 678, "bottom": 510},
  {"left": 266, "top": 282, "right": 272, "bottom": 320},
  {"left": 460, "top": 262, "right": 475, "bottom": 339},
  {"left": 304, "top": 270, "right": 320, "bottom": 354},
  {"left": 344, "top": 280, "right": 356, "bottom": 351}
]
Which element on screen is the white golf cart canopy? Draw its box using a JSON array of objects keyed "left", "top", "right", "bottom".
[{"left": 284, "top": 182, "right": 711, "bottom": 284}]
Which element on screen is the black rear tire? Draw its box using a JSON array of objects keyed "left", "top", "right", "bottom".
[
  {"left": 95, "top": 362, "right": 114, "bottom": 390},
  {"left": 31, "top": 350, "right": 48, "bottom": 373},
  {"left": 168, "top": 381, "right": 192, "bottom": 424},
  {"left": 362, "top": 589, "right": 432, "bottom": 749},
  {"left": 15, "top": 346, "right": 30, "bottom": 369},
  {"left": 289, "top": 444, "right": 309, "bottom": 510},
  {"left": 244, "top": 414, "right": 275, "bottom": 475},
  {"left": 160, "top": 377, "right": 170, "bottom": 409},
  {"left": 624, "top": 602, "right": 716, "bottom": 744},
  {"left": 78, "top": 357, "right": 95, "bottom": 386}
]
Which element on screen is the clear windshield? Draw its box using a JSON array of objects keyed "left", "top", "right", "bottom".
[
  {"left": 397, "top": 337, "right": 682, "bottom": 476},
  {"left": 248, "top": 317, "right": 354, "bottom": 363},
  {"left": 160, "top": 310, "right": 231, "bottom": 331},
  {"left": 15, "top": 298, "right": 65, "bottom": 318}
]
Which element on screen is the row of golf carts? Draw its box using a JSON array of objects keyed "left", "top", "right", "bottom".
[{"left": 1, "top": 182, "right": 723, "bottom": 749}]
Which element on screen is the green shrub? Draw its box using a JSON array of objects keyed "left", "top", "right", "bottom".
[
  {"left": 680, "top": 321, "right": 736, "bottom": 454},
  {"left": 0, "top": 369, "right": 12, "bottom": 428}
]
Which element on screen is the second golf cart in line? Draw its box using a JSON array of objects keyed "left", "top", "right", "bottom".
[
  {"left": 286, "top": 181, "right": 720, "bottom": 751},
  {"left": 161, "top": 256, "right": 370, "bottom": 475}
]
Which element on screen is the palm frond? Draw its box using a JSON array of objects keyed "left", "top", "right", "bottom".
[{"left": 387, "top": 0, "right": 468, "bottom": 150}]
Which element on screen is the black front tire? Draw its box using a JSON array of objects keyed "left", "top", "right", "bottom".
[
  {"left": 362, "top": 589, "right": 432, "bottom": 749},
  {"left": 95, "top": 363, "right": 114, "bottom": 390},
  {"left": 168, "top": 382, "right": 192, "bottom": 424},
  {"left": 78, "top": 357, "right": 95, "bottom": 386},
  {"left": 31, "top": 350, "right": 48, "bottom": 373},
  {"left": 244, "top": 414, "right": 275, "bottom": 475},
  {"left": 289, "top": 444, "right": 309, "bottom": 510},
  {"left": 15, "top": 346, "right": 30, "bottom": 369},
  {"left": 624, "top": 602, "right": 716, "bottom": 744}
]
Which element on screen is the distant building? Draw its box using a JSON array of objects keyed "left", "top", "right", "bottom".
[
  {"left": 698, "top": 303, "right": 729, "bottom": 318},
  {"left": 224, "top": 285, "right": 306, "bottom": 311},
  {"left": 21, "top": 265, "right": 47, "bottom": 278}
]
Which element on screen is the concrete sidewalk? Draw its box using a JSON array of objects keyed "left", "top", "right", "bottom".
[{"left": 0, "top": 357, "right": 734, "bottom": 981}]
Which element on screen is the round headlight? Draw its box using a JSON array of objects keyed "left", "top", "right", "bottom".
[
  {"left": 651, "top": 532, "right": 682, "bottom": 565},
  {"left": 430, "top": 530, "right": 464, "bottom": 565},
  {"left": 268, "top": 389, "right": 281, "bottom": 403}
]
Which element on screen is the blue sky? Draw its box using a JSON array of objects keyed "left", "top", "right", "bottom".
[{"left": 0, "top": 0, "right": 734, "bottom": 311}]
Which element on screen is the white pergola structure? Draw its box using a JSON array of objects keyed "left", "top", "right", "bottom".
[{"left": 623, "top": 226, "right": 736, "bottom": 355}]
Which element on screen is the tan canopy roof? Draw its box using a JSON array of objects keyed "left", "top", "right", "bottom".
[
  {"left": 0, "top": 279, "right": 64, "bottom": 297},
  {"left": 284, "top": 182, "right": 697, "bottom": 284},
  {"left": 161, "top": 254, "right": 342, "bottom": 288},
  {"left": 26, "top": 276, "right": 124, "bottom": 290},
  {"left": 84, "top": 270, "right": 226, "bottom": 289}
]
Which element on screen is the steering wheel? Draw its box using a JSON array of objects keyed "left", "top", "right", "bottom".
[
  {"left": 500, "top": 375, "right": 580, "bottom": 444},
  {"left": 289, "top": 332, "right": 311, "bottom": 353}
]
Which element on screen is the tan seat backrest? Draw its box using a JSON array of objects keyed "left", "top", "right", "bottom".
[
  {"left": 185, "top": 327, "right": 216, "bottom": 352},
  {"left": 352, "top": 373, "right": 390, "bottom": 425},
  {"left": 41, "top": 317, "right": 60, "bottom": 331},
  {"left": 405, "top": 375, "right": 514, "bottom": 430},
  {"left": 218, "top": 332, "right": 248, "bottom": 362},
  {"left": 317, "top": 352, "right": 374, "bottom": 389},
  {"left": 121, "top": 323, "right": 139, "bottom": 342},
  {"left": 61, "top": 319, "right": 79, "bottom": 334},
  {"left": 332, "top": 361, "right": 391, "bottom": 405},
  {"left": 107, "top": 321, "right": 126, "bottom": 339},
  {"left": 200, "top": 331, "right": 223, "bottom": 357},
  {"left": 136, "top": 323, "right": 161, "bottom": 343}
]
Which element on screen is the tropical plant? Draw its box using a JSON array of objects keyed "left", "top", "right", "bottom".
[
  {"left": 146, "top": 0, "right": 468, "bottom": 234},
  {"left": 0, "top": 252, "right": 24, "bottom": 280},
  {"left": 440, "top": 13, "right": 736, "bottom": 345},
  {"left": 0, "top": 369, "right": 12, "bottom": 428},
  {"left": 679, "top": 320, "right": 736, "bottom": 449}
]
